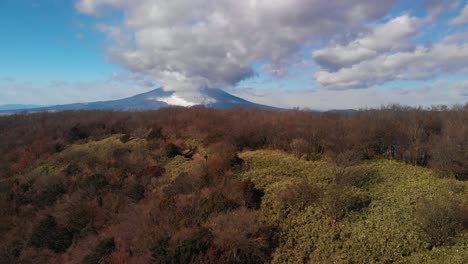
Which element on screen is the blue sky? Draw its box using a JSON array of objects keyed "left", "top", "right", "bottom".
[
  {"left": 1, "top": 0, "right": 468, "bottom": 109},
  {"left": 0, "top": 0, "right": 118, "bottom": 81}
]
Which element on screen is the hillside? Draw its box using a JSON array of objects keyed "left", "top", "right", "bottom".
[
  {"left": 240, "top": 150, "right": 468, "bottom": 263},
  {"left": 1, "top": 137, "right": 466, "bottom": 263},
  {"left": 0, "top": 107, "right": 467, "bottom": 263}
]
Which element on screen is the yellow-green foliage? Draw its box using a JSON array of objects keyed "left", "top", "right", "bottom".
[
  {"left": 184, "top": 138, "right": 208, "bottom": 157},
  {"left": 58, "top": 135, "right": 151, "bottom": 169},
  {"left": 18, "top": 135, "right": 207, "bottom": 186},
  {"left": 16, "top": 135, "right": 152, "bottom": 186},
  {"left": 164, "top": 155, "right": 205, "bottom": 180},
  {"left": 240, "top": 150, "right": 332, "bottom": 189},
  {"left": 59, "top": 135, "right": 148, "bottom": 162},
  {"left": 239, "top": 150, "right": 468, "bottom": 264}
]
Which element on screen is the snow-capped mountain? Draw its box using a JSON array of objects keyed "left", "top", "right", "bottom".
[{"left": 1, "top": 88, "right": 274, "bottom": 113}]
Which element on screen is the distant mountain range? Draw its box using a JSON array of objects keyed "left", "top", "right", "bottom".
[
  {"left": 0, "top": 104, "right": 45, "bottom": 111},
  {"left": 0, "top": 88, "right": 275, "bottom": 113}
]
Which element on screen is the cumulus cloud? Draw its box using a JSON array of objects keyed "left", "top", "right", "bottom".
[
  {"left": 311, "top": 1, "right": 468, "bottom": 90},
  {"left": 314, "top": 42, "right": 468, "bottom": 90},
  {"left": 313, "top": 15, "right": 421, "bottom": 70},
  {"left": 76, "top": 0, "right": 397, "bottom": 91},
  {"left": 451, "top": 4, "right": 468, "bottom": 24}
]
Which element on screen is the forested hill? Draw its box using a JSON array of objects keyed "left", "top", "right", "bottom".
[{"left": 0, "top": 106, "right": 467, "bottom": 263}]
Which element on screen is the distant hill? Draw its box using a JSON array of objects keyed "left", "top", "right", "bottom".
[{"left": 0, "top": 104, "right": 45, "bottom": 111}]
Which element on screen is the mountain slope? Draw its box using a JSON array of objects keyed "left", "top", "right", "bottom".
[{"left": 1, "top": 88, "right": 273, "bottom": 113}]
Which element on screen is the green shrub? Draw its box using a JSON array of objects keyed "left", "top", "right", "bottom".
[
  {"left": 338, "top": 167, "right": 377, "bottom": 189},
  {"left": 416, "top": 199, "right": 465, "bottom": 247},
  {"left": 447, "top": 182, "right": 465, "bottom": 194},
  {"left": 321, "top": 186, "right": 371, "bottom": 224},
  {"left": 84, "top": 174, "right": 108, "bottom": 192},
  {"left": 150, "top": 238, "right": 170, "bottom": 264},
  {"left": 290, "top": 138, "right": 309, "bottom": 159},
  {"left": 165, "top": 143, "right": 181, "bottom": 158},
  {"left": 346, "top": 194, "right": 371, "bottom": 212},
  {"left": 15, "top": 194, "right": 32, "bottom": 208},
  {"left": 30, "top": 215, "right": 73, "bottom": 253},
  {"left": 34, "top": 182, "right": 66, "bottom": 207},
  {"left": 119, "top": 134, "right": 130, "bottom": 143},
  {"left": 173, "top": 229, "right": 213, "bottom": 263},
  {"left": 242, "top": 179, "right": 264, "bottom": 209},
  {"left": 146, "top": 128, "right": 162, "bottom": 141},
  {"left": 276, "top": 182, "right": 320, "bottom": 211},
  {"left": 205, "top": 209, "right": 273, "bottom": 264},
  {"left": 66, "top": 206, "right": 92, "bottom": 237},
  {"left": 68, "top": 124, "right": 89, "bottom": 142},
  {"left": 127, "top": 184, "right": 145, "bottom": 201},
  {"left": 0, "top": 241, "right": 23, "bottom": 264},
  {"left": 230, "top": 155, "right": 244, "bottom": 172},
  {"left": 63, "top": 163, "right": 81, "bottom": 176},
  {"left": 82, "top": 237, "right": 115, "bottom": 264},
  {"left": 198, "top": 193, "right": 239, "bottom": 221},
  {"left": 54, "top": 142, "right": 65, "bottom": 153},
  {"left": 141, "top": 165, "right": 165, "bottom": 178},
  {"left": 163, "top": 173, "right": 201, "bottom": 197}
]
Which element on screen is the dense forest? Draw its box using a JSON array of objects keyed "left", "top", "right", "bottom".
[{"left": 0, "top": 105, "right": 467, "bottom": 263}]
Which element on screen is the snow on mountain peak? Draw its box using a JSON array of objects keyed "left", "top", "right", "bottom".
[
  {"left": 148, "top": 94, "right": 196, "bottom": 107},
  {"left": 147, "top": 89, "right": 220, "bottom": 107}
]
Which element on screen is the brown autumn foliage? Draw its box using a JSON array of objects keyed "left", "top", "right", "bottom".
[
  {"left": 1, "top": 105, "right": 466, "bottom": 181},
  {"left": 203, "top": 208, "right": 271, "bottom": 263},
  {"left": 415, "top": 199, "right": 468, "bottom": 248},
  {"left": 0, "top": 104, "right": 467, "bottom": 263},
  {"left": 275, "top": 181, "right": 320, "bottom": 211}
]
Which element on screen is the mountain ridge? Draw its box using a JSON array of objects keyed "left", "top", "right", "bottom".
[
  {"left": 0, "top": 104, "right": 45, "bottom": 111},
  {"left": 0, "top": 88, "right": 275, "bottom": 113}
]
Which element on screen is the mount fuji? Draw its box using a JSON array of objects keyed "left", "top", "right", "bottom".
[{"left": 1, "top": 88, "right": 275, "bottom": 113}]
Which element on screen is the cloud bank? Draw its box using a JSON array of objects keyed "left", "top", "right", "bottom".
[
  {"left": 312, "top": 0, "right": 468, "bottom": 90},
  {"left": 315, "top": 42, "right": 468, "bottom": 90},
  {"left": 313, "top": 15, "right": 422, "bottom": 71},
  {"left": 76, "top": 0, "right": 397, "bottom": 91}
]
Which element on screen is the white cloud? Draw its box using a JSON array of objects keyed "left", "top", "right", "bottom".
[
  {"left": 73, "top": 0, "right": 468, "bottom": 109},
  {"left": 441, "top": 31, "right": 468, "bottom": 44},
  {"left": 451, "top": 4, "right": 468, "bottom": 24},
  {"left": 310, "top": 2, "right": 468, "bottom": 91},
  {"left": 76, "top": 0, "right": 124, "bottom": 15},
  {"left": 315, "top": 42, "right": 468, "bottom": 90},
  {"left": 422, "top": 0, "right": 460, "bottom": 20},
  {"left": 76, "top": 0, "right": 397, "bottom": 91},
  {"left": 313, "top": 15, "right": 421, "bottom": 70}
]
